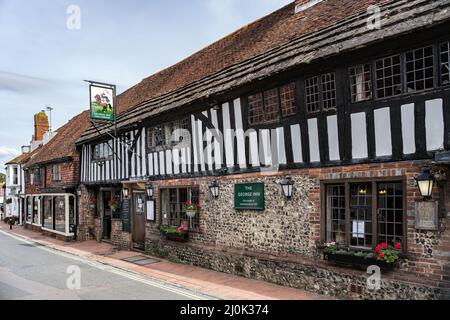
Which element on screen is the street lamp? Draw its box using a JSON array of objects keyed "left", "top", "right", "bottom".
[
  {"left": 146, "top": 181, "right": 154, "bottom": 198},
  {"left": 415, "top": 167, "right": 435, "bottom": 199},
  {"left": 280, "top": 176, "right": 294, "bottom": 199},
  {"left": 209, "top": 180, "right": 219, "bottom": 199}
]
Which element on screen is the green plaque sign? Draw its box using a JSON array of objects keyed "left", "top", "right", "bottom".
[{"left": 234, "top": 183, "right": 265, "bottom": 210}]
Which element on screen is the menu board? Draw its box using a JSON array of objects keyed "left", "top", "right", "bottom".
[{"left": 122, "top": 199, "right": 131, "bottom": 233}]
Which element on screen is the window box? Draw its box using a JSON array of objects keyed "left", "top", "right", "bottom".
[
  {"left": 160, "top": 225, "right": 189, "bottom": 243},
  {"left": 323, "top": 251, "right": 396, "bottom": 271}
]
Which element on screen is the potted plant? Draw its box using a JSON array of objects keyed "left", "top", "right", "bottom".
[
  {"left": 184, "top": 201, "right": 200, "bottom": 218},
  {"left": 160, "top": 224, "right": 189, "bottom": 242},
  {"left": 322, "top": 241, "right": 400, "bottom": 271},
  {"left": 5, "top": 198, "right": 12, "bottom": 205},
  {"left": 108, "top": 196, "right": 120, "bottom": 212}
]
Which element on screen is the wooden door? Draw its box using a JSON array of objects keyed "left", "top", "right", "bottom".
[
  {"left": 132, "top": 192, "right": 146, "bottom": 250},
  {"left": 102, "top": 191, "right": 112, "bottom": 240}
]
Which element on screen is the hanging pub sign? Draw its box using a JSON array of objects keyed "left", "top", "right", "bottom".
[
  {"left": 88, "top": 82, "right": 116, "bottom": 121},
  {"left": 234, "top": 183, "right": 265, "bottom": 210}
]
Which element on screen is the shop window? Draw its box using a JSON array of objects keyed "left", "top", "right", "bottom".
[
  {"left": 349, "top": 64, "right": 373, "bottom": 103},
  {"left": 26, "top": 196, "right": 32, "bottom": 223},
  {"left": 440, "top": 41, "right": 450, "bottom": 85},
  {"left": 160, "top": 187, "right": 199, "bottom": 231},
  {"left": 53, "top": 164, "right": 61, "bottom": 182},
  {"left": 93, "top": 141, "right": 113, "bottom": 161},
  {"left": 405, "top": 46, "right": 435, "bottom": 92},
  {"left": 248, "top": 82, "right": 296, "bottom": 125},
  {"left": 54, "top": 196, "right": 66, "bottom": 233},
  {"left": 375, "top": 55, "right": 402, "bottom": 98},
  {"left": 324, "top": 181, "right": 404, "bottom": 248},
  {"left": 305, "top": 73, "right": 336, "bottom": 113},
  {"left": 43, "top": 197, "right": 53, "bottom": 229},
  {"left": 32, "top": 196, "right": 40, "bottom": 225}
]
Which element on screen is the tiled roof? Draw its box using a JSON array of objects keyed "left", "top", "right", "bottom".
[
  {"left": 115, "top": 0, "right": 387, "bottom": 115},
  {"left": 78, "top": 0, "right": 450, "bottom": 143},
  {"left": 5, "top": 152, "right": 32, "bottom": 165},
  {"left": 25, "top": 111, "right": 90, "bottom": 167}
]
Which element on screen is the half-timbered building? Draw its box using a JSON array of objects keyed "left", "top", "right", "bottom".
[{"left": 76, "top": 0, "right": 450, "bottom": 299}]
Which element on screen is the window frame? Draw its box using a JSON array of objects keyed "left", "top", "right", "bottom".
[
  {"left": 147, "top": 118, "right": 190, "bottom": 153},
  {"left": 159, "top": 186, "right": 200, "bottom": 232},
  {"left": 305, "top": 72, "right": 337, "bottom": 114},
  {"left": 92, "top": 141, "right": 114, "bottom": 162},
  {"left": 320, "top": 177, "right": 407, "bottom": 251},
  {"left": 439, "top": 40, "right": 450, "bottom": 86},
  {"left": 52, "top": 164, "right": 61, "bottom": 182},
  {"left": 247, "top": 82, "right": 297, "bottom": 126}
]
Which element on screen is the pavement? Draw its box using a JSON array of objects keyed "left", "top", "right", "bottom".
[{"left": 0, "top": 223, "right": 331, "bottom": 300}]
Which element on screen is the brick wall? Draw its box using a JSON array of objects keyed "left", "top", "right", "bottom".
[
  {"left": 77, "top": 184, "right": 98, "bottom": 241},
  {"left": 143, "top": 160, "right": 450, "bottom": 299},
  {"left": 111, "top": 219, "right": 132, "bottom": 250}
]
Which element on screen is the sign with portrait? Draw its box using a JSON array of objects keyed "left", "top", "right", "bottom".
[{"left": 90, "top": 84, "right": 115, "bottom": 121}]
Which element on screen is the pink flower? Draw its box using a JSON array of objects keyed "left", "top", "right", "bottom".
[
  {"left": 380, "top": 242, "right": 387, "bottom": 249},
  {"left": 394, "top": 243, "right": 401, "bottom": 250},
  {"left": 378, "top": 253, "right": 385, "bottom": 260},
  {"left": 375, "top": 246, "right": 382, "bottom": 253}
]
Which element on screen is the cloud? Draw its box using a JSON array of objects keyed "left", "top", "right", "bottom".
[
  {"left": 0, "top": 146, "right": 20, "bottom": 158},
  {"left": 0, "top": 71, "right": 51, "bottom": 93}
]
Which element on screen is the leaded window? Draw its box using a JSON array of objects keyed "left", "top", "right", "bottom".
[
  {"left": 375, "top": 55, "right": 402, "bottom": 98},
  {"left": 263, "top": 88, "right": 281, "bottom": 123},
  {"left": 440, "top": 41, "right": 450, "bottom": 85},
  {"left": 248, "top": 83, "right": 296, "bottom": 125},
  {"left": 305, "top": 73, "right": 336, "bottom": 113},
  {"left": 350, "top": 64, "right": 373, "bottom": 102},
  {"left": 305, "top": 76, "right": 320, "bottom": 112},
  {"left": 53, "top": 164, "right": 61, "bottom": 181},
  {"left": 324, "top": 180, "right": 404, "bottom": 248},
  {"left": 147, "top": 118, "right": 190, "bottom": 151},
  {"left": 405, "top": 46, "right": 435, "bottom": 92},
  {"left": 93, "top": 141, "right": 113, "bottom": 161},
  {"left": 160, "top": 187, "right": 200, "bottom": 231},
  {"left": 280, "top": 83, "right": 296, "bottom": 116}
]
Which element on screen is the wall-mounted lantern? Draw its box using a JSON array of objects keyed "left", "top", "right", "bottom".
[
  {"left": 122, "top": 188, "right": 129, "bottom": 199},
  {"left": 209, "top": 180, "right": 219, "bottom": 199},
  {"left": 146, "top": 181, "right": 154, "bottom": 199},
  {"left": 415, "top": 167, "right": 435, "bottom": 199},
  {"left": 280, "top": 176, "right": 294, "bottom": 199}
]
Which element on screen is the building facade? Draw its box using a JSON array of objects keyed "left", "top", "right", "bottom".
[
  {"left": 23, "top": 111, "right": 90, "bottom": 240},
  {"left": 75, "top": 0, "right": 450, "bottom": 299}
]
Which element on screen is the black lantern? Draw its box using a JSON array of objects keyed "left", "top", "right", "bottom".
[
  {"left": 209, "top": 180, "right": 219, "bottom": 199},
  {"left": 280, "top": 177, "right": 294, "bottom": 199},
  {"left": 415, "top": 167, "right": 435, "bottom": 199},
  {"left": 122, "top": 188, "right": 129, "bottom": 199},
  {"left": 146, "top": 181, "right": 154, "bottom": 198}
]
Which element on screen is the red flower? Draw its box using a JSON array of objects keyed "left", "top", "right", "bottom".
[
  {"left": 185, "top": 201, "right": 191, "bottom": 206},
  {"left": 378, "top": 253, "right": 385, "bottom": 260},
  {"left": 394, "top": 243, "right": 401, "bottom": 250},
  {"left": 380, "top": 242, "right": 387, "bottom": 249},
  {"left": 375, "top": 246, "right": 382, "bottom": 253}
]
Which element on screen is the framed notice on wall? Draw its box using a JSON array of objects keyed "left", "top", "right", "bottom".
[
  {"left": 146, "top": 200, "right": 155, "bottom": 222},
  {"left": 234, "top": 183, "right": 265, "bottom": 210}
]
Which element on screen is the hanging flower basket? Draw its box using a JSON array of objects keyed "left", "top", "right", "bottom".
[{"left": 184, "top": 201, "right": 200, "bottom": 218}]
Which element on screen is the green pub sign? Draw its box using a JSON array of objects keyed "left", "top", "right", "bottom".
[{"left": 234, "top": 183, "right": 265, "bottom": 210}]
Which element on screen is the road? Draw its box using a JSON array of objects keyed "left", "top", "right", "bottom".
[{"left": 0, "top": 231, "right": 213, "bottom": 300}]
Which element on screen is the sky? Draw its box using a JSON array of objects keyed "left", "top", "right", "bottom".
[{"left": 0, "top": 0, "right": 292, "bottom": 173}]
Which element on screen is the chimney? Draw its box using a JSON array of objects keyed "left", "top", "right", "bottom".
[
  {"left": 21, "top": 146, "right": 31, "bottom": 154},
  {"left": 295, "top": 0, "right": 324, "bottom": 14},
  {"left": 33, "top": 111, "right": 49, "bottom": 142}
]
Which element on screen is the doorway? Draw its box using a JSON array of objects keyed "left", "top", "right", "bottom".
[
  {"left": 102, "top": 191, "right": 112, "bottom": 240},
  {"left": 132, "top": 192, "right": 146, "bottom": 250}
]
